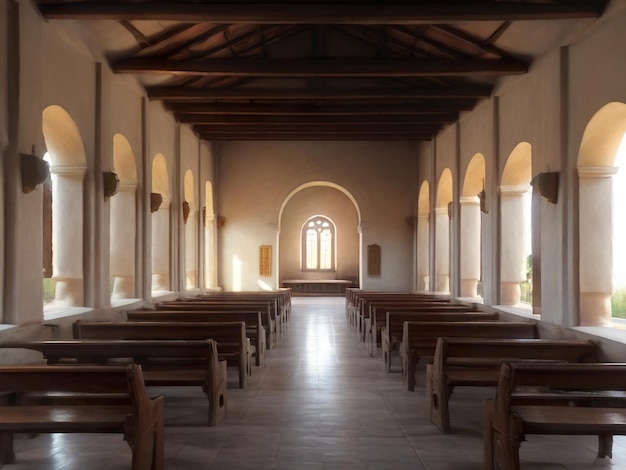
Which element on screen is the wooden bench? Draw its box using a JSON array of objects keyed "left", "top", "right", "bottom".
[
  {"left": 484, "top": 362, "right": 626, "bottom": 469},
  {"left": 73, "top": 320, "right": 250, "bottom": 389},
  {"left": 197, "top": 290, "right": 291, "bottom": 326},
  {"left": 355, "top": 294, "right": 452, "bottom": 338},
  {"left": 127, "top": 309, "right": 266, "bottom": 367},
  {"left": 381, "top": 311, "right": 500, "bottom": 370},
  {"left": 365, "top": 303, "right": 479, "bottom": 355},
  {"left": 0, "top": 339, "right": 227, "bottom": 426},
  {"left": 157, "top": 300, "right": 277, "bottom": 348},
  {"left": 0, "top": 364, "right": 164, "bottom": 469},
  {"left": 428, "top": 337, "right": 597, "bottom": 433},
  {"left": 400, "top": 320, "right": 538, "bottom": 391}
]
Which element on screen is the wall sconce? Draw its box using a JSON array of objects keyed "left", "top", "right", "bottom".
[
  {"left": 531, "top": 171, "right": 560, "bottom": 204},
  {"left": 478, "top": 188, "right": 488, "bottom": 214},
  {"left": 182, "top": 200, "right": 190, "bottom": 223},
  {"left": 217, "top": 216, "right": 226, "bottom": 227},
  {"left": 447, "top": 201, "right": 453, "bottom": 219},
  {"left": 102, "top": 171, "right": 119, "bottom": 201},
  {"left": 150, "top": 192, "right": 163, "bottom": 213},
  {"left": 21, "top": 151, "right": 50, "bottom": 194}
]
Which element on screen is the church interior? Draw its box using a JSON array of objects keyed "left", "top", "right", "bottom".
[{"left": 1, "top": 0, "right": 626, "bottom": 468}]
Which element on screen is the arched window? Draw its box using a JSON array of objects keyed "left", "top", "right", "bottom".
[{"left": 302, "top": 216, "right": 335, "bottom": 271}]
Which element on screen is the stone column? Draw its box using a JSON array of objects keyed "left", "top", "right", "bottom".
[
  {"left": 499, "top": 185, "right": 529, "bottom": 305},
  {"left": 416, "top": 213, "right": 430, "bottom": 291},
  {"left": 185, "top": 203, "right": 198, "bottom": 290},
  {"left": 151, "top": 196, "right": 170, "bottom": 291},
  {"left": 460, "top": 196, "right": 481, "bottom": 297},
  {"left": 110, "top": 182, "right": 137, "bottom": 299},
  {"left": 51, "top": 166, "right": 86, "bottom": 306},
  {"left": 435, "top": 207, "right": 450, "bottom": 293},
  {"left": 578, "top": 166, "right": 616, "bottom": 326}
]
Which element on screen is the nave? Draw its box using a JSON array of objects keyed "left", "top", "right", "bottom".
[{"left": 8, "top": 297, "right": 626, "bottom": 469}]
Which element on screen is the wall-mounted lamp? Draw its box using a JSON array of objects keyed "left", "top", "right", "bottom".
[
  {"left": 478, "top": 188, "right": 488, "bottom": 214},
  {"left": 21, "top": 149, "right": 50, "bottom": 194},
  {"left": 150, "top": 192, "right": 163, "bottom": 213},
  {"left": 182, "top": 200, "right": 190, "bottom": 223},
  {"left": 531, "top": 171, "right": 560, "bottom": 204},
  {"left": 447, "top": 201, "right": 453, "bottom": 219},
  {"left": 102, "top": 171, "right": 120, "bottom": 201},
  {"left": 217, "top": 216, "right": 226, "bottom": 227}
]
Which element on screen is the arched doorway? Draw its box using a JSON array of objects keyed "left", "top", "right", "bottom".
[
  {"left": 435, "top": 169, "right": 452, "bottom": 293},
  {"left": 277, "top": 182, "right": 361, "bottom": 290},
  {"left": 151, "top": 154, "right": 171, "bottom": 294}
]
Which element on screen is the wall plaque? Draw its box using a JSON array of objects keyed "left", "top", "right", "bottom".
[
  {"left": 368, "top": 244, "right": 381, "bottom": 276},
  {"left": 259, "top": 245, "right": 272, "bottom": 277}
]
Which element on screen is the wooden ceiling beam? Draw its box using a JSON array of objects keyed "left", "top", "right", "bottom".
[
  {"left": 193, "top": 124, "right": 443, "bottom": 133},
  {"left": 40, "top": 2, "right": 607, "bottom": 23},
  {"left": 113, "top": 57, "right": 528, "bottom": 77},
  {"left": 176, "top": 113, "right": 459, "bottom": 125},
  {"left": 197, "top": 132, "right": 432, "bottom": 141},
  {"left": 148, "top": 86, "right": 492, "bottom": 101},
  {"left": 166, "top": 101, "right": 475, "bottom": 115}
]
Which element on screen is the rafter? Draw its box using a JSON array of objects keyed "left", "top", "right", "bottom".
[
  {"left": 176, "top": 114, "right": 459, "bottom": 125},
  {"left": 113, "top": 57, "right": 528, "bottom": 77},
  {"left": 165, "top": 102, "right": 476, "bottom": 115},
  {"left": 195, "top": 131, "right": 433, "bottom": 141},
  {"left": 147, "top": 86, "right": 492, "bottom": 101},
  {"left": 39, "top": 2, "right": 607, "bottom": 23}
]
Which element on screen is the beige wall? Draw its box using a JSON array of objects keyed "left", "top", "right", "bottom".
[{"left": 217, "top": 140, "right": 417, "bottom": 291}]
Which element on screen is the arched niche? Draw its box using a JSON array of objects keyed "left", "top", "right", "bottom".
[
  {"left": 277, "top": 181, "right": 361, "bottom": 289},
  {"left": 204, "top": 181, "right": 216, "bottom": 289},
  {"left": 183, "top": 170, "right": 197, "bottom": 290},
  {"left": 42, "top": 105, "right": 87, "bottom": 307},
  {"left": 435, "top": 169, "right": 452, "bottom": 293},
  {"left": 151, "top": 153, "right": 171, "bottom": 293},
  {"left": 577, "top": 102, "right": 626, "bottom": 326},
  {"left": 500, "top": 142, "right": 532, "bottom": 306},
  {"left": 460, "top": 154, "right": 486, "bottom": 298},
  {"left": 416, "top": 181, "right": 430, "bottom": 291},
  {"left": 110, "top": 133, "right": 138, "bottom": 299}
]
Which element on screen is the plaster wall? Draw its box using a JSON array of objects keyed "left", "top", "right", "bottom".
[
  {"left": 218, "top": 140, "right": 417, "bottom": 291},
  {"left": 434, "top": 126, "right": 458, "bottom": 194},
  {"left": 0, "top": 2, "right": 8, "bottom": 318}
]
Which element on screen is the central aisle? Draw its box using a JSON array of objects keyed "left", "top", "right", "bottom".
[{"left": 170, "top": 296, "right": 485, "bottom": 469}]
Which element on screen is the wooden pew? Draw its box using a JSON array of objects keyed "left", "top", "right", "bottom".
[
  {"left": 127, "top": 309, "right": 266, "bottom": 366},
  {"left": 355, "top": 294, "right": 452, "bottom": 339},
  {"left": 198, "top": 290, "right": 291, "bottom": 324},
  {"left": 195, "top": 290, "right": 291, "bottom": 327},
  {"left": 0, "top": 339, "right": 227, "bottom": 426},
  {"left": 428, "top": 337, "right": 597, "bottom": 433},
  {"left": 73, "top": 320, "right": 250, "bottom": 389},
  {"left": 157, "top": 300, "right": 277, "bottom": 348},
  {"left": 484, "top": 362, "right": 626, "bottom": 470},
  {"left": 381, "top": 311, "right": 500, "bottom": 370},
  {"left": 365, "top": 303, "right": 479, "bottom": 355},
  {"left": 400, "top": 321, "right": 538, "bottom": 391},
  {"left": 0, "top": 364, "right": 164, "bottom": 469}
]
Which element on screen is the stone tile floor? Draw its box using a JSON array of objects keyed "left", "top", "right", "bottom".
[{"left": 6, "top": 296, "right": 626, "bottom": 469}]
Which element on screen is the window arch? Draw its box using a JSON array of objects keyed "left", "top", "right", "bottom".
[{"left": 302, "top": 216, "right": 336, "bottom": 271}]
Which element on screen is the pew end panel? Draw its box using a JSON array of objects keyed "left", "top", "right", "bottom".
[
  {"left": 0, "top": 364, "right": 164, "bottom": 469},
  {"left": 485, "top": 362, "right": 626, "bottom": 470}
]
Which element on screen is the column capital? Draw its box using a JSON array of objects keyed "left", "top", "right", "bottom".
[
  {"left": 499, "top": 184, "right": 530, "bottom": 196},
  {"left": 577, "top": 166, "right": 618, "bottom": 178},
  {"left": 118, "top": 182, "right": 138, "bottom": 192},
  {"left": 459, "top": 195, "right": 480, "bottom": 206},
  {"left": 434, "top": 207, "right": 448, "bottom": 216},
  {"left": 51, "top": 165, "right": 87, "bottom": 177}
]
